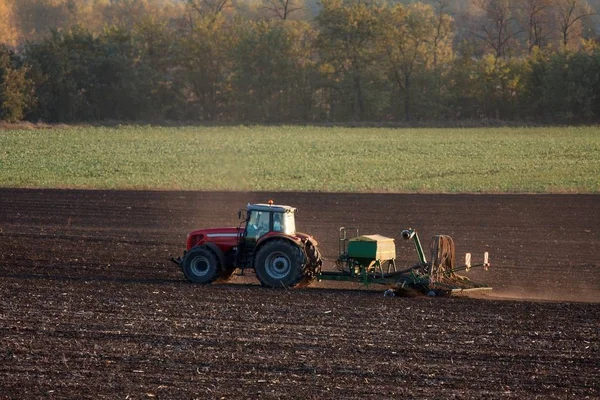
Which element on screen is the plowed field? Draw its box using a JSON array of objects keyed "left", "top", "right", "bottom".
[{"left": 1, "top": 189, "right": 598, "bottom": 399}]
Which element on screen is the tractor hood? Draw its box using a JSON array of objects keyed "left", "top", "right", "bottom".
[{"left": 186, "top": 227, "right": 241, "bottom": 250}]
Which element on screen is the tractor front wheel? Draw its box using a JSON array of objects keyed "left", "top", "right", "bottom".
[
  {"left": 182, "top": 246, "right": 220, "bottom": 284},
  {"left": 255, "top": 240, "right": 306, "bottom": 288}
]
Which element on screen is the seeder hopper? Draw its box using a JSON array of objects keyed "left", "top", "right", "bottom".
[{"left": 171, "top": 201, "right": 491, "bottom": 296}]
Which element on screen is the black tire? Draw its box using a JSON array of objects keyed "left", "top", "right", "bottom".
[
  {"left": 254, "top": 240, "right": 306, "bottom": 288},
  {"left": 182, "top": 246, "right": 220, "bottom": 284}
]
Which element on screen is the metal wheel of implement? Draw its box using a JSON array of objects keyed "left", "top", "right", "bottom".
[
  {"left": 182, "top": 247, "right": 220, "bottom": 284},
  {"left": 429, "top": 235, "right": 456, "bottom": 288},
  {"left": 255, "top": 240, "right": 306, "bottom": 288},
  {"left": 306, "top": 242, "right": 322, "bottom": 268},
  {"left": 302, "top": 242, "right": 322, "bottom": 286}
]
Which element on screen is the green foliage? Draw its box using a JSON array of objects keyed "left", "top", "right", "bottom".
[
  {"left": 231, "top": 20, "right": 293, "bottom": 121},
  {"left": 316, "top": 0, "right": 386, "bottom": 120},
  {"left": 24, "top": 23, "right": 184, "bottom": 122},
  {"left": 129, "top": 17, "right": 184, "bottom": 119},
  {"left": 230, "top": 20, "right": 319, "bottom": 121},
  {"left": 25, "top": 27, "right": 111, "bottom": 122},
  {"left": 0, "top": 126, "right": 598, "bottom": 193},
  {"left": 470, "top": 54, "right": 529, "bottom": 120},
  {"left": 176, "top": 14, "right": 233, "bottom": 121},
  {"left": 520, "top": 46, "right": 600, "bottom": 122},
  {"left": 379, "top": 2, "right": 454, "bottom": 121}
]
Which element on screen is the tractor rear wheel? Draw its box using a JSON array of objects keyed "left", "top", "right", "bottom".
[
  {"left": 255, "top": 240, "right": 306, "bottom": 288},
  {"left": 182, "top": 246, "right": 220, "bottom": 284}
]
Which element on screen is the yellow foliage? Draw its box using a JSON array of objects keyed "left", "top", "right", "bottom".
[
  {"left": 0, "top": 0, "right": 187, "bottom": 46},
  {"left": 0, "top": 0, "right": 18, "bottom": 47}
]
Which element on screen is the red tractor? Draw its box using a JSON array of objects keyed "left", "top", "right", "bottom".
[{"left": 172, "top": 201, "right": 322, "bottom": 288}]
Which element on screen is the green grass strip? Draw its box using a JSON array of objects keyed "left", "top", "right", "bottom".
[{"left": 0, "top": 125, "right": 598, "bottom": 193}]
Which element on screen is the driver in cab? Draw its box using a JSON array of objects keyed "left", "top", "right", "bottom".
[
  {"left": 247, "top": 212, "right": 269, "bottom": 239},
  {"left": 258, "top": 213, "right": 269, "bottom": 234}
]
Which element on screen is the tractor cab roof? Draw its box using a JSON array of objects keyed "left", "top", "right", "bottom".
[{"left": 246, "top": 203, "right": 296, "bottom": 213}]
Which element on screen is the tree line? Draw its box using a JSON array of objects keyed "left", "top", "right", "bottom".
[{"left": 1, "top": 0, "right": 600, "bottom": 124}]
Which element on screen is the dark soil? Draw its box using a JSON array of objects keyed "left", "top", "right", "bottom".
[{"left": 0, "top": 189, "right": 598, "bottom": 399}]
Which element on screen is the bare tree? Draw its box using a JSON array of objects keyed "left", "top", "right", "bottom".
[
  {"left": 517, "top": 0, "right": 554, "bottom": 53},
  {"left": 555, "top": 0, "right": 595, "bottom": 48},
  {"left": 469, "top": 0, "right": 523, "bottom": 60},
  {"left": 262, "top": 0, "right": 303, "bottom": 20},
  {"left": 186, "top": 0, "right": 230, "bottom": 24},
  {"left": 428, "top": 0, "right": 454, "bottom": 70}
]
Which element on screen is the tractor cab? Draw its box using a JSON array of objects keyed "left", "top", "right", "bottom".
[
  {"left": 237, "top": 203, "right": 298, "bottom": 269},
  {"left": 243, "top": 203, "right": 297, "bottom": 241}
]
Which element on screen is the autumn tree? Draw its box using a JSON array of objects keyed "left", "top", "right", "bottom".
[
  {"left": 232, "top": 20, "right": 288, "bottom": 120},
  {"left": 468, "top": 0, "right": 523, "bottom": 60},
  {"left": 516, "top": 0, "right": 555, "bottom": 53},
  {"left": 0, "top": 45, "right": 35, "bottom": 122},
  {"left": 428, "top": 0, "right": 454, "bottom": 70},
  {"left": 130, "top": 16, "right": 184, "bottom": 119},
  {"left": 9, "top": 0, "right": 77, "bottom": 43},
  {"left": 229, "top": 20, "right": 318, "bottom": 121},
  {"left": 379, "top": 2, "right": 453, "bottom": 120},
  {"left": 185, "top": 0, "right": 232, "bottom": 25},
  {"left": 554, "top": 0, "right": 595, "bottom": 49},
  {"left": 0, "top": 0, "right": 18, "bottom": 47},
  {"left": 261, "top": 0, "right": 305, "bottom": 20},
  {"left": 177, "top": 14, "right": 234, "bottom": 120}
]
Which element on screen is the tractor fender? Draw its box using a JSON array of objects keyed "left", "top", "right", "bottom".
[
  {"left": 198, "top": 242, "right": 228, "bottom": 271},
  {"left": 304, "top": 236, "right": 319, "bottom": 248}
]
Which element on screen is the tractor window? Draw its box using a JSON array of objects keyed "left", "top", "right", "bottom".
[
  {"left": 271, "top": 212, "right": 295, "bottom": 235},
  {"left": 246, "top": 211, "right": 269, "bottom": 239},
  {"left": 273, "top": 213, "right": 283, "bottom": 232}
]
